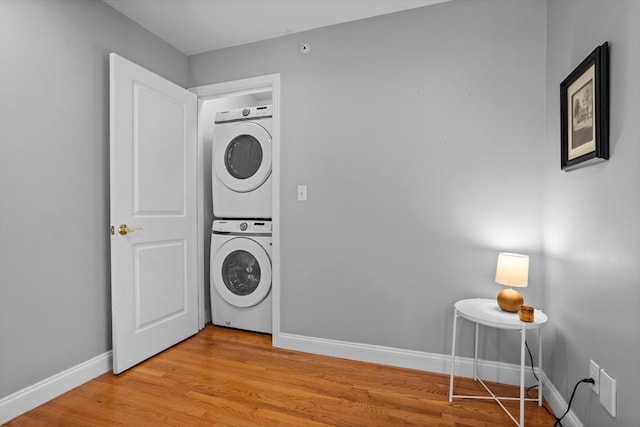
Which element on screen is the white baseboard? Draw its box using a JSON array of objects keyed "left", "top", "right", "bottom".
[
  {"left": 0, "top": 351, "right": 112, "bottom": 424},
  {"left": 277, "top": 332, "right": 538, "bottom": 385},
  {"left": 277, "top": 332, "right": 581, "bottom": 425}
]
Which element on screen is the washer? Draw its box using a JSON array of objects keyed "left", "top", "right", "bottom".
[
  {"left": 210, "top": 219, "right": 272, "bottom": 333},
  {"left": 212, "top": 105, "right": 272, "bottom": 219}
]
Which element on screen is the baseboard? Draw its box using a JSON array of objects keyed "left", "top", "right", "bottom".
[
  {"left": 0, "top": 351, "right": 112, "bottom": 424},
  {"left": 277, "top": 332, "right": 581, "bottom": 425},
  {"left": 277, "top": 332, "right": 539, "bottom": 386}
]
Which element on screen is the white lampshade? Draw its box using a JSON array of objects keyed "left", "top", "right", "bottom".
[{"left": 495, "top": 252, "right": 529, "bottom": 288}]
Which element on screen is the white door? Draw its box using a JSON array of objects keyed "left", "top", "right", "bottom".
[{"left": 109, "top": 53, "right": 198, "bottom": 373}]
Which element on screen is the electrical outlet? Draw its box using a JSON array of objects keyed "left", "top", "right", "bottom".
[{"left": 590, "top": 360, "right": 600, "bottom": 395}]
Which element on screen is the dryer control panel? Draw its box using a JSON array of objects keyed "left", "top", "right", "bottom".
[{"left": 215, "top": 105, "right": 272, "bottom": 123}]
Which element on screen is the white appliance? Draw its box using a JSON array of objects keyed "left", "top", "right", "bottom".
[
  {"left": 212, "top": 105, "right": 272, "bottom": 219},
  {"left": 210, "top": 219, "right": 272, "bottom": 333}
]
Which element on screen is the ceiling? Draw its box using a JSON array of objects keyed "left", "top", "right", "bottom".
[{"left": 102, "top": 0, "right": 449, "bottom": 56}]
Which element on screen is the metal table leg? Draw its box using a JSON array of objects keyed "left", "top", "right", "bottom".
[
  {"left": 538, "top": 329, "right": 543, "bottom": 406},
  {"left": 520, "top": 325, "right": 526, "bottom": 427},
  {"left": 474, "top": 323, "right": 479, "bottom": 380},
  {"left": 449, "top": 308, "right": 458, "bottom": 402}
]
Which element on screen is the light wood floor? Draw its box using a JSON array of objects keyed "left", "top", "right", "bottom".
[{"left": 6, "top": 325, "right": 556, "bottom": 426}]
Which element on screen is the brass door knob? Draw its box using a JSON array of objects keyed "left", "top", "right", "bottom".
[{"left": 118, "top": 224, "right": 143, "bottom": 235}]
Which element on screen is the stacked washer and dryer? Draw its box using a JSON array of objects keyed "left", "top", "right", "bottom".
[{"left": 210, "top": 105, "right": 273, "bottom": 334}]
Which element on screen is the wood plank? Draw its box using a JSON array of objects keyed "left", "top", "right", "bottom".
[{"left": 6, "top": 325, "right": 556, "bottom": 426}]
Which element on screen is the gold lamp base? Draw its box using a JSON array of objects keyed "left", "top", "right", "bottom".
[{"left": 497, "top": 288, "right": 523, "bottom": 312}]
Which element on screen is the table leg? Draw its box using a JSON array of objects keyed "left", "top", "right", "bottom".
[
  {"left": 520, "top": 326, "right": 526, "bottom": 427},
  {"left": 449, "top": 308, "right": 458, "bottom": 402},
  {"left": 538, "top": 329, "right": 543, "bottom": 406},
  {"left": 474, "top": 323, "right": 479, "bottom": 380}
]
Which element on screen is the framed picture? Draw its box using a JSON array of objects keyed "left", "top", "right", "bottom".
[{"left": 560, "top": 42, "right": 609, "bottom": 171}]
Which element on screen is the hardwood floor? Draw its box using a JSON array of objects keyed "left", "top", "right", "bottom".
[{"left": 6, "top": 325, "right": 556, "bottom": 426}]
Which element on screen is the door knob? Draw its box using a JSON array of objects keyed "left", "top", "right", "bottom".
[{"left": 118, "top": 224, "right": 143, "bottom": 235}]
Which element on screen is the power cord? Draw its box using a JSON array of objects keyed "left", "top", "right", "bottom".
[
  {"left": 553, "top": 378, "right": 595, "bottom": 427},
  {"left": 524, "top": 342, "right": 594, "bottom": 426}
]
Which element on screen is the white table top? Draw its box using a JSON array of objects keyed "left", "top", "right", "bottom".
[{"left": 454, "top": 298, "right": 548, "bottom": 330}]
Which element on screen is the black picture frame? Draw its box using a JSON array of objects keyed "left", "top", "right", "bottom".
[{"left": 560, "top": 42, "right": 609, "bottom": 171}]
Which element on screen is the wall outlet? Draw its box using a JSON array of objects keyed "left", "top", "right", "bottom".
[
  {"left": 590, "top": 360, "right": 600, "bottom": 395},
  {"left": 600, "top": 369, "right": 616, "bottom": 417}
]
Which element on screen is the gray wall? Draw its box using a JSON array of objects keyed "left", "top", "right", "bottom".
[
  {"left": 544, "top": 1, "right": 640, "bottom": 425},
  {"left": 190, "top": 0, "right": 546, "bottom": 361},
  {"left": 0, "top": 0, "right": 187, "bottom": 397}
]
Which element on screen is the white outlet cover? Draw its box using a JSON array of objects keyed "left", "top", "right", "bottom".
[
  {"left": 590, "top": 360, "right": 600, "bottom": 395},
  {"left": 600, "top": 369, "right": 616, "bottom": 417}
]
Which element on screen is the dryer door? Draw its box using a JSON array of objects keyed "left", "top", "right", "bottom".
[
  {"left": 212, "top": 237, "right": 271, "bottom": 308},
  {"left": 213, "top": 122, "right": 272, "bottom": 193}
]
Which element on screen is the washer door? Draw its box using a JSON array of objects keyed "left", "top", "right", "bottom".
[
  {"left": 213, "top": 122, "right": 272, "bottom": 193},
  {"left": 212, "top": 237, "right": 271, "bottom": 308}
]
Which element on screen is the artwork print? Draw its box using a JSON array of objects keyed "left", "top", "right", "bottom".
[
  {"left": 560, "top": 42, "right": 609, "bottom": 171},
  {"left": 568, "top": 65, "right": 595, "bottom": 160}
]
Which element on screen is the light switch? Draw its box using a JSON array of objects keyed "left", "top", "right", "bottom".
[{"left": 297, "top": 185, "right": 307, "bottom": 201}]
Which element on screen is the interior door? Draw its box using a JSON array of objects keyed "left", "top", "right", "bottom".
[{"left": 109, "top": 53, "right": 198, "bottom": 373}]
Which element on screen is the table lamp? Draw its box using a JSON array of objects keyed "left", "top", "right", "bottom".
[{"left": 495, "top": 252, "right": 529, "bottom": 312}]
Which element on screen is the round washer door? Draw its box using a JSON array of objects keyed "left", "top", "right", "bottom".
[
  {"left": 212, "top": 237, "right": 271, "bottom": 308},
  {"left": 213, "top": 122, "right": 272, "bottom": 193}
]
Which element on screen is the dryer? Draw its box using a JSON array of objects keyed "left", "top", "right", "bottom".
[
  {"left": 212, "top": 105, "right": 272, "bottom": 219},
  {"left": 210, "top": 219, "right": 272, "bottom": 333}
]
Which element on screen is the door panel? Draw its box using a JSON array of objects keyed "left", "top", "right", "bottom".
[
  {"left": 110, "top": 53, "right": 198, "bottom": 374},
  {"left": 134, "top": 240, "right": 186, "bottom": 331},
  {"left": 134, "top": 83, "right": 186, "bottom": 215}
]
